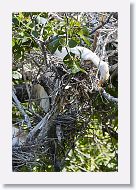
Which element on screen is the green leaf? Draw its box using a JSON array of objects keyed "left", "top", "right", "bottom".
[
  {"left": 82, "top": 27, "right": 89, "bottom": 36},
  {"left": 63, "top": 52, "right": 75, "bottom": 67},
  {"left": 12, "top": 71, "right": 22, "bottom": 79},
  {"left": 18, "top": 12, "right": 24, "bottom": 21},
  {"left": 78, "top": 30, "right": 91, "bottom": 46},
  {"left": 68, "top": 39, "right": 77, "bottom": 48},
  {"left": 58, "top": 45, "right": 62, "bottom": 51},
  {"left": 12, "top": 39, "right": 15, "bottom": 47},
  {"left": 19, "top": 31, "right": 25, "bottom": 37},
  {"left": 14, "top": 51, "right": 21, "bottom": 60},
  {"left": 12, "top": 16, "right": 19, "bottom": 25},
  {"left": 27, "top": 22, "right": 35, "bottom": 29},
  {"left": 47, "top": 36, "right": 61, "bottom": 54},
  {"left": 81, "top": 35, "right": 90, "bottom": 46},
  {"left": 71, "top": 63, "right": 81, "bottom": 74},
  {"left": 31, "top": 30, "right": 39, "bottom": 38},
  {"left": 22, "top": 37, "right": 29, "bottom": 43}
]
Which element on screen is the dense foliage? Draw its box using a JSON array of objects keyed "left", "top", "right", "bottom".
[{"left": 12, "top": 12, "right": 118, "bottom": 172}]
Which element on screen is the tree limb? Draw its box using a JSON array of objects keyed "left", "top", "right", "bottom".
[
  {"left": 12, "top": 90, "right": 32, "bottom": 129},
  {"left": 90, "top": 13, "right": 114, "bottom": 35},
  {"left": 101, "top": 88, "right": 118, "bottom": 104}
]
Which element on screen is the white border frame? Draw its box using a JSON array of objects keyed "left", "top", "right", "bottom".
[{"left": 0, "top": 0, "right": 130, "bottom": 184}]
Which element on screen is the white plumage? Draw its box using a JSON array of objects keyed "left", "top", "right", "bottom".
[
  {"left": 32, "top": 84, "right": 50, "bottom": 113},
  {"left": 54, "top": 46, "right": 109, "bottom": 82}
]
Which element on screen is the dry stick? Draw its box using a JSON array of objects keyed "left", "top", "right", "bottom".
[
  {"left": 12, "top": 90, "right": 31, "bottom": 129},
  {"left": 40, "top": 42, "right": 48, "bottom": 66},
  {"left": 26, "top": 111, "right": 50, "bottom": 142},
  {"left": 31, "top": 29, "right": 48, "bottom": 68},
  {"left": 49, "top": 13, "right": 64, "bottom": 21},
  {"left": 64, "top": 13, "right": 69, "bottom": 46},
  {"left": 72, "top": 76, "right": 118, "bottom": 104},
  {"left": 90, "top": 13, "right": 114, "bottom": 35},
  {"left": 101, "top": 89, "right": 118, "bottom": 104},
  {"left": 26, "top": 105, "right": 57, "bottom": 142},
  {"left": 39, "top": 23, "right": 48, "bottom": 67},
  {"left": 102, "top": 29, "right": 117, "bottom": 60}
]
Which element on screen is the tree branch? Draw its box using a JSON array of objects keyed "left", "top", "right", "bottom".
[
  {"left": 101, "top": 88, "right": 118, "bottom": 104},
  {"left": 90, "top": 13, "right": 114, "bottom": 35},
  {"left": 12, "top": 90, "right": 32, "bottom": 129}
]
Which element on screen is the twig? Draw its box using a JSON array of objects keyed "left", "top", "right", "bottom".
[
  {"left": 30, "top": 29, "right": 48, "bottom": 67},
  {"left": 40, "top": 42, "right": 48, "bottom": 66},
  {"left": 64, "top": 13, "right": 69, "bottom": 46},
  {"left": 101, "top": 88, "right": 118, "bottom": 104}
]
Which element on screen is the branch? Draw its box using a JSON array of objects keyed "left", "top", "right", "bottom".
[
  {"left": 31, "top": 31, "right": 48, "bottom": 67},
  {"left": 49, "top": 13, "right": 64, "bottom": 21},
  {"left": 26, "top": 106, "right": 57, "bottom": 142},
  {"left": 109, "top": 63, "right": 118, "bottom": 72},
  {"left": 90, "top": 13, "right": 114, "bottom": 35},
  {"left": 12, "top": 90, "right": 32, "bottom": 129},
  {"left": 101, "top": 88, "right": 118, "bottom": 104},
  {"left": 64, "top": 13, "right": 69, "bottom": 46}
]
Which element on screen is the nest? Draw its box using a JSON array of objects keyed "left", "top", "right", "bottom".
[{"left": 12, "top": 49, "right": 101, "bottom": 172}]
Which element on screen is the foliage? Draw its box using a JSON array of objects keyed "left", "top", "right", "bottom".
[{"left": 12, "top": 12, "right": 118, "bottom": 172}]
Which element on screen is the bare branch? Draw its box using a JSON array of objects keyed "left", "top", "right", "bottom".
[
  {"left": 101, "top": 88, "right": 118, "bottom": 104},
  {"left": 90, "top": 13, "right": 114, "bottom": 35},
  {"left": 12, "top": 90, "right": 32, "bottom": 129}
]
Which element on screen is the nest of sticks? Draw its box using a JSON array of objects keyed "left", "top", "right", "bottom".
[{"left": 12, "top": 52, "right": 100, "bottom": 171}]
